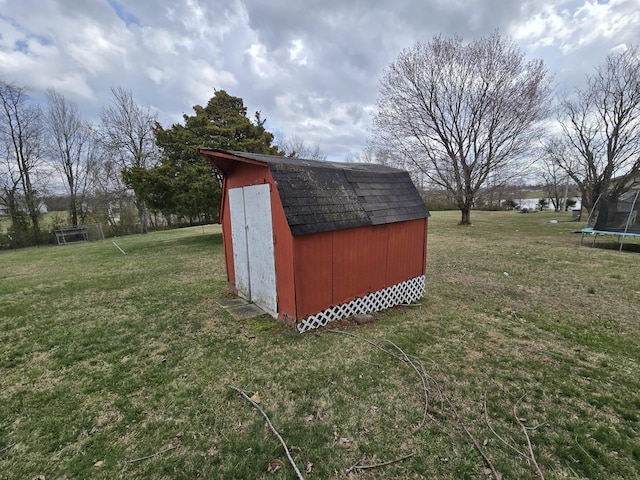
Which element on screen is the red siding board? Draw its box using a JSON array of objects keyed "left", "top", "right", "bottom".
[
  {"left": 386, "top": 219, "right": 427, "bottom": 285},
  {"left": 332, "top": 225, "right": 388, "bottom": 302},
  {"left": 292, "top": 232, "right": 333, "bottom": 318},
  {"left": 220, "top": 193, "right": 234, "bottom": 284},
  {"left": 270, "top": 183, "right": 296, "bottom": 319},
  {"left": 225, "top": 163, "right": 271, "bottom": 189}
]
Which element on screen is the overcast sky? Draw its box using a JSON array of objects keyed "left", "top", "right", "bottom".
[{"left": 1, "top": 0, "right": 639, "bottom": 161}]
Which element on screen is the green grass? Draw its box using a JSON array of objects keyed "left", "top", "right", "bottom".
[{"left": 1, "top": 213, "right": 639, "bottom": 479}]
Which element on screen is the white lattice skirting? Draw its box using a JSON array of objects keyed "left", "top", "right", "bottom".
[{"left": 296, "top": 275, "right": 425, "bottom": 333}]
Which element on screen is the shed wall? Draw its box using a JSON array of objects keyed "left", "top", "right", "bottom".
[{"left": 292, "top": 218, "right": 427, "bottom": 319}]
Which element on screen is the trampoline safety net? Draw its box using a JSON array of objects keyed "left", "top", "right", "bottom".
[{"left": 589, "top": 190, "right": 640, "bottom": 234}]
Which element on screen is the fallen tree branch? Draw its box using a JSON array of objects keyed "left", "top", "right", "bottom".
[
  {"left": 0, "top": 443, "right": 16, "bottom": 454},
  {"left": 526, "top": 422, "right": 549, "bottom": 431},
  {"left": 347, "top": 452, "right": 415, "bottom": 473},
  {"left": 380, "top": 339, "right": 430, "bottom": 428},
  {"left": 327, "top": 328, "right": 501, "bottom": 478},
  {"left": 483, "top": 392, "right": 529, "bottom": 461},
  {"left": 129, "top": 444, "right": 178, "bottom": 463},
  {"left": 446, "top": 396, "right": 501, "bottom": 480},
  {"left": 327, "top": 329, "right": 431, "bottom": 429},
  {"left": 514, "top": 395, "right": 544, "bottom": 479},
  {"left": 345, "top": 454, "right": 366, "bottom": 474},
  {"left": 228, "top": 385, "right": 304, "bottom": 480}
]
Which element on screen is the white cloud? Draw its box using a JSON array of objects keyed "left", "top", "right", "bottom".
[
  {"left": 245, "top": 43, "right": 277, "bottom": 78},
  {"left": 1, "top": 0, "right": 639, "bottom": 160},
  {"left": 288, "top": 39, "right": 307, "bottom": 65},
  {"left": 66, "top": 23, "right": 130, "bottom": 75},
  {"left": 140, "top": 27, "right": 194, "bottom": 55},
  {"left": 512, "top": 0, "right": 640, "bottom": 53}
]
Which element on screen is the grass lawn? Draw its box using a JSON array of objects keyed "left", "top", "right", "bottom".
[{"left": 1, "top": 212, "right": 639, "bottom": 479}]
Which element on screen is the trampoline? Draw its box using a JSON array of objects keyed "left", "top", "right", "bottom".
[{"left": 580, "top": 190, "right": 640, "bottom": 252}]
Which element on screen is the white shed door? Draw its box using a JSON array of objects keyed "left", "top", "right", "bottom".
[{"left": 228, "top": 184, "right": 277, "bottom": 316}]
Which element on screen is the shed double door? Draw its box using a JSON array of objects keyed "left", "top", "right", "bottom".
[{"left": 228, "top": 184, "right": 277, "bottom": 316}]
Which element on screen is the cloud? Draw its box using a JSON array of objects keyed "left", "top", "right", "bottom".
[
  {"left": 512, "top": 0, "right": 639, "bottom": 53},
  {"left": 0, "top": 0, "right": 638, "bottom": 160}
]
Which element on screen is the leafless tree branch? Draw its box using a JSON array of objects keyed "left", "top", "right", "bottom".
[
  {"left": 227, "top": 385, "right": 305, "bottom": 480},
  {"left": 372, "top": 31, "right": 551, "bottom": 224}
]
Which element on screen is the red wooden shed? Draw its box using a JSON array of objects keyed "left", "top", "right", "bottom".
[{"left": 200, "top": 149, "right": 430, "bottom": 332}]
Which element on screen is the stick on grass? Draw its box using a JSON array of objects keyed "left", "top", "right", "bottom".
[
  {"left": 112, "top": 241, "right": 127, "bottom": 255},
  {"left": 0, "top": 443, "right": 16, "bottom": 454},
  {"left": 347, "top": 453, "right": 415, "bottom": 473},
  {"left": 483, "top": 392, "right": 529, "bottom": 461},
  {"left": 228, "top": 385, "right": 304, "bottom": 480},
  {"left": 327, "top": 329, "right": 431, "bottom": 428},
  {"left": 327, "top": 328, "right": 501, "bottom": 479},
  {"left": 514, "top": 395, "right": 545, "bottom": 479},
  {"left": 128, "top": 444, "right": 178, "bottom": 463}
]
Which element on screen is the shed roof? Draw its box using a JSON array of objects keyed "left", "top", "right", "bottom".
[{"left": 200, "top": 149, "right": 430, "bottom": 236}]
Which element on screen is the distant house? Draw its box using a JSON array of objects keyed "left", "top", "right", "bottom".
[{"left": 200, "top": 149, "right": 430, "bottom": 332}]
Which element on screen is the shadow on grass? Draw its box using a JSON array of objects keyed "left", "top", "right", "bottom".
[
  {"left": 173, "top": 232, "right": 223, "bottom": 247},
  {"left": 583, "top": 241, "right": 640, "bottom": 253}
]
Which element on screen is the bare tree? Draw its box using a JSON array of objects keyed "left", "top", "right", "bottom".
[
  {"left": 89, "top": 155, "right": 136, "bottom": 232},
  {"left": 372, "top": 32, "right": 552, "bottom": 224},
  {"left": 99, "top": 87, "right": 157, "bottom": 233},
  {"left": 550, "top": 46, "right": 640, "bottom": 213},
  {"left": 278, "top": 134, "right": 327, "bottom": 160},
  {"left": 0, "top": 80, "right": 44, "bottom": 243},
  {"left": 0, "top": 138, "right": 23, "bottom": 232},
  {"left": 45, "top": 89, "right": 99, "bottom": 226},
  {"left": 538, "top": 146, "right": 571, "bottom": 211}
]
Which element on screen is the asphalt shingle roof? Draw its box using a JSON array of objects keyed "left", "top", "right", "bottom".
[{"left": 204, "top": 149, "right": 430, "bottom": 236}]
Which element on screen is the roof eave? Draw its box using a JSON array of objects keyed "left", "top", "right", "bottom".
[{"left": 199, "top": 148, "right": 268, "bottom": 176}]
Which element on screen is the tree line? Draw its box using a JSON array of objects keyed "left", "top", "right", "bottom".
[{"left": 0, "top": 85, "right": 324, "bottom": 248}]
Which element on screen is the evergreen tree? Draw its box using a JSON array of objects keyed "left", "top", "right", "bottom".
[{"left": 134, "top": 90, "right": 282, "bottom": 224}]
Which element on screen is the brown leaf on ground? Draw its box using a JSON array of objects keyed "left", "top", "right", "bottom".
[
  {"left": 251, "top": 392, "right": 261, "bottom": 404},
  {"left": 267, "top": 458, "right": 284, "bottom": 473},
  {"left": 207, "top": 447, "right": 218, "bottom": 456},
  {"left": 306, "top": 462, "right": 314, "bottom": 473},
  {"left": 338, "top": 437, "right": 351, "bottom": 448}
]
